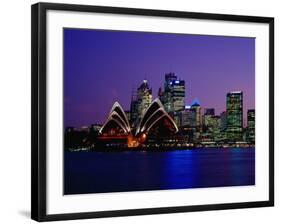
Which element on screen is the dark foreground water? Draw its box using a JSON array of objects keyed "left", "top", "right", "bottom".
[{"left": 64, "top": 148, "right": 255, "bottom": 195}]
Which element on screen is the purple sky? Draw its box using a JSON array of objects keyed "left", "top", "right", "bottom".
[{"left": 64, "top": 28, "right": 255, "bottom": 128}]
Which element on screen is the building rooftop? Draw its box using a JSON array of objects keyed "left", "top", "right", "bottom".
[
  {"left": 191, "top": 98, "right": 201, "bottom": 107},
  {"left": 228, "top": 91, "right": 242, "bottom": 94}
]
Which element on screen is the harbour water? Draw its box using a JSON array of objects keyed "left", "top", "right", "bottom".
[{"left": 64, "top": 148, "right": 255, "bottom": 195}]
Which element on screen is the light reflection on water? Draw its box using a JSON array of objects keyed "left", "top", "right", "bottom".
[{"left": 64, "top": 148, "right": 255, "bottom": 195}]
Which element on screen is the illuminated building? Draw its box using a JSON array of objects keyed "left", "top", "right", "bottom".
[
  {"left": 247, "top": 109, "right": 255, "bottom": 143},
  {"left": 220, "top": 111, "right": 227, "bottom": 131},
  {"left": 188, "top": 100, "right": 201, "bottom": 143},
  {"left": 162, "top": 73, "right": 185, "bottom": 114},
  {"left": 180, "top": 106, "right": 196, "bottom": 143},
  {"left": 156, "top": 73, "right": 185, "bottom": 127},
  {"left": 162, "top": 73, "right": 176, "bottom": 113},
  {"left": 99, "top": 102, "right": 131, "bottom": 135},
  {"left": 130, "top": 80, "right": 152, "bottom": 127},
  {"left": 179, "top": 101, "right": 201, "bottom": 143},
  {"left": 137, "top": 79, "right": 152, "bottom": 119},
  {"left": 226, "top": 91, "right": 243, "bottom": 142},
  {"left": 98, "top": 102, "right": 133, "bottom": 147},
  {"left": 99, "top": 98, "right": 178, "bottom": 147},
  {"left": 135, "top": 98, "right": 178, "bottom": 136},
  {"left": 203, "top": 108, "right": 215, "bottom": 127},
  {"left": 191, "top": 99, "right": 201, "bottom": 128},
  {"left": 202, "top": 108, "right": 221, "bottom": 142},
  {"left": 208, "top": 116, "right": 220, "bottom": 141},
  {"left": 180, "top": 106, "right": 196, "bottom": 127},
  {"left": 212, "top": 115, "right": 222, "bottom": 142}
]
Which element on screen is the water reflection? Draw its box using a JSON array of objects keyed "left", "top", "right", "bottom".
[{"left": 64, "top": 148, "right": 255, "bottom": 194}]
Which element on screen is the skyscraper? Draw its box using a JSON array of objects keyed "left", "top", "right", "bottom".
[
  {"left": 162, "top": 73, "right": 185, "bottom": 113},
  {"left": 191, "top": 99, "right": 201, "bottom": 128},
  {"left": 137, "top": 79, "right": 152, "bottom": 119},
  {"left": 180, "top": 106, "right": 196, "bottom": 143},
  {"left": 226, "top": 91, "right": 243, "bottom": 142},
  {"left": 159, "top": 73, "right": 185, "bottom": 127},
  {"left": 162, "top": 73, "right": 177, "bottom": 113},
  {"left": 247, "top": 109, "right": 255, "bottom": 143}
]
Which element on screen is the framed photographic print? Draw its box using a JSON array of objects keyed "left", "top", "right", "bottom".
[{"left": 31, "top": 2, "right": 274, "bottom": 222}]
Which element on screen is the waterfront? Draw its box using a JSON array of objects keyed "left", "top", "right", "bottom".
[{"left": 64, "top": 147, "right": 255, "bottom": 194}]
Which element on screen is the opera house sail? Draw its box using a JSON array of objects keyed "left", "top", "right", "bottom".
[{"left": 98, "top": 98, "right": 178, "bottom": 148}]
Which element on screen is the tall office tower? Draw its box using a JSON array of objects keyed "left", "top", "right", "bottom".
[
  {"left": 137, "top": 79, "right": 152, "bottom": 119},
  {"left": 180, "top": 106, "right": 196, "bottom": 143},
  {"left": 247, "top": 109, "right": 255, "bottom": 143},
  {"left": 226, "top": 91, "right": 243, "bottom": 142},
  {"left": 190, "top": 100, "right": 202, "bottom": 143},
  {"left": 163, "top": 73, "right": 177, "bottom": 113},
  {"left": 191, "top": 99, "right": 201, "bottom": 128},
  {"left": 162, "top": 73, "right": 185, "bottom": 114}
]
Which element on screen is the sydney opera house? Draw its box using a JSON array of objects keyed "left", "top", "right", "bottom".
[
  {"left": 98, "top": 98, "right": 178, "bottom": 148},
  {"left": 64, "top": 75, "right": 255, "bottom": 151}
]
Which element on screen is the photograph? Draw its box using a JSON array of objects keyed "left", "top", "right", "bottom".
[
  {"left": 63, "top": 28, "right": 256, "bottom": 195},
  {"left": 31, "top": 2, "right": 274, "bottom": 221}
]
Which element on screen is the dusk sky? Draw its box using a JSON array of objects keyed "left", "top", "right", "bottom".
[{"left": 64, "top": 28, "right": 255, "bottom": 128}]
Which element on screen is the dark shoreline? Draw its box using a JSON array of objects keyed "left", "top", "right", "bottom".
[{"left": 66, "top": 146, "right": 255, "bottom": 152}]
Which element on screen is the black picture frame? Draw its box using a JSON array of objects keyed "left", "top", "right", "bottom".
[{"left": 31, "top": 2, "right": 274, "bottom": 222}]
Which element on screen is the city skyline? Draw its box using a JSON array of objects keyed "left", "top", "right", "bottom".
[{"left": 64, "top": 28, "right": 255, "bottom": 128}]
